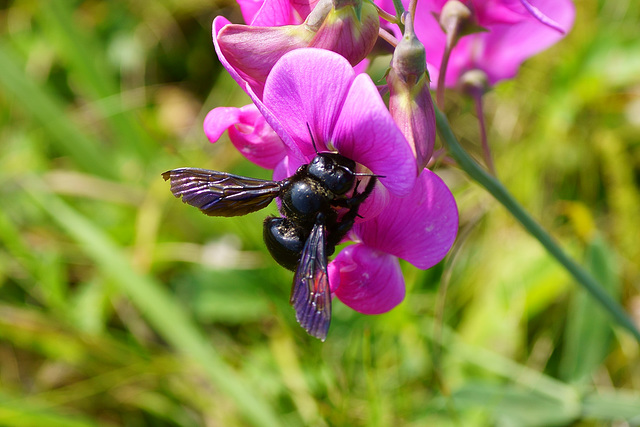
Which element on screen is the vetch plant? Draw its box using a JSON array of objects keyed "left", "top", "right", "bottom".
[
  {"left": 250, "top": 48, "right": 458, "bottom": 319},
  {"left": 168, "top": 48, "right": 457, "bottom": 340},
  {"left": 164, "top": 0, "right": 640, "bottom": 344}
]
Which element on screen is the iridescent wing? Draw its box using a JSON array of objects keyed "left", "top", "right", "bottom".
[
  {"left": 290, "top": 219, "right": 331, "bottom": 341},
  {"left": 162, "top": 168, "right": 282, "bottom": 217}
]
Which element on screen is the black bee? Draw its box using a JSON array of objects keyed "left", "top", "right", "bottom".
[{"left": 162, "top": 151, "right": 377, "bottom": 341}]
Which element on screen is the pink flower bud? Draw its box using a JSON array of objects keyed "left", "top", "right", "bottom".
[{"left": 386, "top": 14, "right": 436, "bottom": 173}]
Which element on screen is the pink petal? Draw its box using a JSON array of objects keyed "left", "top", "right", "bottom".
[
  {"left": 261, "top": 48, "right": 356, "bottom": 158},
  {"left": 289, "top": 0, "right": 320, "bottom": 23},
  {"left": 352, "top": 58, "right": 370, "bottom": 75},
  {"left": 204, "top": 104, "right": 288, "bottom": 169},
  {"left": 352, "top": 168, "right": 458, "bottom": 269},
  {"left": 213, "top": 17, "right": 248, "bottom": 90},
  {"left": 245, "top": 82, "right": 303, "bottom": 158},
  {"left": 250, "top": 0, "right": 297, "bottom": 25},
  {"left": 203, "top": 105, "right": 244, "bottom": 143},
  {"left": 216, "top": 23, "right": 313, "bottom": 99},
  {"left": 236, "top": 0, "right": 265, "bottom": 24},
  {"left": 332, "top": 73, "right": 417, "bottom": 196},
  {"left": 330, "top": 244, "right": 405, "bottom": 314},
  {"left": 412, "top": 0, "right": 574, "bottom": 87},
  {"left": 519, "top": 0, "right": 567, "bottom": 33},
  {"left": 272, "top": 153, "right": 306, "bottom": 181},
  {"left": 471, "top": 0, "right": 524, "bottom": 26},
  {"left": 251, "top": 0, "right": 318, "bottom": 25},
  {"left": 353, "top": 180, "right": 390, "bottom": 225},
  {"left": 479, "top": 0, "right": 575, "bottom": 84}
]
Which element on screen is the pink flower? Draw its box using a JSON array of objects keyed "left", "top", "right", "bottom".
[
  {"left": 203, "top": 104, "right": 287, "bottom": 169},
  {"left": 247, "top": 48, "right": 458, "bottom": 315},
  {"left": 251, "top": 48, "right": 417, "bottom": 196},
  {"left": 205, "top": 0, "right": 379, "bottom": 167},
  {"left": 377, "top": 0, "right": 575, "bottom": 87},
  {"left": 214, "top": 0, "right": 379, "bottom": 99},
  {"left": 331, "top": 168, "right": 458, "bottom": 314}
]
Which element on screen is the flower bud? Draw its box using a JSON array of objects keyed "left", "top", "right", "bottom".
[
  {"left": 386, "top": 13, "right": 435, "bottom": 173},
  {"left": 459, "top": 69, "right": 489, "bottom": 98},
  {"left": 307, "top": 0, "right": 379, "bottom": 63},
  {"left": 438, "top": 1, "right": 474, "bottom": 39}
]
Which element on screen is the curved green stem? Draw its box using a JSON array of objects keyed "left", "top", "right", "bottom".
[{"left": 435, "top": 107, "right": 640, "bottom": 343}]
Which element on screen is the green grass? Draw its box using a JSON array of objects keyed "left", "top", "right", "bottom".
[{"left": 1, "top": 0, "right": 639, "bottom": 425}]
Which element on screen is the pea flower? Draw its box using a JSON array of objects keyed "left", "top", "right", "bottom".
[
  {"left": 240, "top": 48, "right": 457, "bottom": 315},
  {"left": 204, "top": 104, "right": 286, "bottom": 169},
  {"left": 331, "top": 168, "right": 458, "bottom": 314},
  {"left": 377, "top": 0, "right": 575, "bottom": 87},
  {"left": 249, "top": 48, "right": 417, "bottom": 196},
  {"left": 206, "top": 0, "right": 377, "bottom": 166},
  {"left": 214, "top": 0, "right": 379, "bottom": 99},
  {"left": 435, "top": 0, "right": 574, "bottom": 87}
]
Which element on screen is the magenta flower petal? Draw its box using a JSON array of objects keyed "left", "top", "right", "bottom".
[
  {"left": 332, "top": 73, "right": 417, "bottom": 196},
  {"left": 472, "top": 0, "right": 523, "bottom": 26},
  {"left": 330, "top": 244, "right": 405, "bottom": 314},
  {"left": 204, "top": 104, "right": 288, "bottom": 169},
  {"left": 213, "top": 16, "right": 256, "bottom": 93},
  {"left": 216, "top": 23, "right": 312, "bottom": 99},
  {"left": 236, "top": 0, "right": 265, "bottom": 24},
  {"left": 203, "top": 105, "right": 244, "bottom": 143},
  {"left": 261, "top": 48, "right": 356, "bottom": 157},
  {"left": 477, "top": 0, "right": 575, "bottom": 84},
  {"left": 214, "top": 0, "right": 378, "bottom": 100},
  {"left": 411, "top": 0, "right": 575, "bottom": 87},
  {"left": 272, "top": 153, "right": 306, "bottom": 181},
  {"left": 245, "top": 49, "right": 419, "bottom": 201},
  {"left": 355, "top": 181, "right": 390, "bottom": 225},
  {"left": 247, "top": 0, "right": 318, "bottom": 26},
  {"left": 244, "top": 81, "right": 303, "bottom": 159},
  {"left": 352, "top": 168, "right": 458, "bottom": 269},
  {"left": 519, "top": 0, "right": 566, "bottom": 33},
  {"left": 249, "top": 0, "right": 305, "bottom": 26}
]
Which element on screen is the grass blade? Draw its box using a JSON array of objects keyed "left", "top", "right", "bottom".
[
  {"left": 23, "top": 179, "right": 281, "bottom": 427},
  {"left": 0, "top": 43, "right": 114, "bottom": 178},
  {"left": 435, "top": 107, "right": 640, "bottom": 343}
]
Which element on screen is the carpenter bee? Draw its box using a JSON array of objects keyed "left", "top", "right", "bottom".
[{"left": 162, "top": 149, "right": 377, "bottom": 341}]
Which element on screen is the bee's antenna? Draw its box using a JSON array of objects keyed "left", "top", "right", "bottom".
[
  {"left": 354, "top": 172, "right": 386, "bottom": 178},
  {"left": 306, "top": 123, "right": 319, "bottom": 154}
]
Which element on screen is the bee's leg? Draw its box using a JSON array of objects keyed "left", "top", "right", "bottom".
[
  {"left": 326, "top": 177, "right": 377, "bottom": 250},
  {"left": 348, "top": 176, "right": 377, "bottom": 208}
]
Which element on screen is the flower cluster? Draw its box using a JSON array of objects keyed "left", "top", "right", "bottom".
[
  {"left": 377, "top": 0, "right": 575, "bottom": 88},
  {"left": 198, "top": 0, "right": 574, "bottom": 335}
]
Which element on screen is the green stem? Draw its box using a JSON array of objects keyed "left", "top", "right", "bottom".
[{"left": 435, "top": 108, "right": 640, "bottom": 343}]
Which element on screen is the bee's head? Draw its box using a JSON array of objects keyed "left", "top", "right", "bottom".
[{"left": 307, "top": 153, "right": 357, "bottom": 195}]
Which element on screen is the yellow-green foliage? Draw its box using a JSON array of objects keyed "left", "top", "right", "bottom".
[{"left": 0, "top": 0, "right": 639, "bottom": 425}]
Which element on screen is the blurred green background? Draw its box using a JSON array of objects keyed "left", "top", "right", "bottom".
[{"left": 1, "top": 0, "right": 640, "bottom": 425}]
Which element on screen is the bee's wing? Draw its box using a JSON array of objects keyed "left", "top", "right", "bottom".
[
  {"left": 162, "top": 168, "right": 282, "bottom": 217},
  {"left": 290, "top": 220, "right": 331, "bottom": 341}
]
